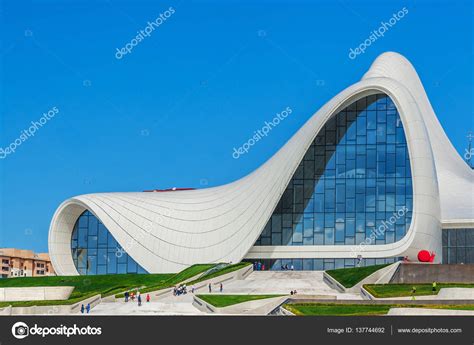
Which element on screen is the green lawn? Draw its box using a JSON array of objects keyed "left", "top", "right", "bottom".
[
  {"left": 284, "top": 303, "right": 474, "bottom": 316},
  {"left": 0, "top": 262, "right": 252, "bottom": 308},
  {"left": 364, "top": 283, "right": 474, "bottom": 298},
  {"left": 326, "top": 264, "right": 389, "bottom": 288},
  {"left": 286, "top": 303, "right": 391, "bottom": 316},
  {"left": 197, "top": 294, "right": 283, "bottom": 308},
  {"left": 0, "top": 273, "right": 173, "bottom": 308}
]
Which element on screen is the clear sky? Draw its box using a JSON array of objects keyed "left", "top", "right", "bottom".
[{"left": 0, "top": 0, "right": 472, "bottom": 253}]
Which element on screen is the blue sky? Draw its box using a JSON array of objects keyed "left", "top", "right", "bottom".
[{"left": 0, "top": 0, "right": 472, "bottom": 253}]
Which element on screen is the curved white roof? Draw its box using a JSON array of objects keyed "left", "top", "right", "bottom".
[{"left": 49, "top": 52, "right": 473, "bottom": 274}]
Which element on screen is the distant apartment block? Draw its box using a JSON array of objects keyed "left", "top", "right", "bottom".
[{"left": 0, "top": 248, "right": 55, "bottom": 278}]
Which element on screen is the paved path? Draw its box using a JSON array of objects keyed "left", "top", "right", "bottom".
[
  {"left": 220, "top": 271, "right": 362, "bottom": 299},
  {"left": 436, "top": 288, "right": 474, "bottom": 299},
  {"left": 90, "top": 271, "right": 362, "bottom": 315},
  {"left": 91, "top": 293, "right": 205, "bottom": 315},
  {"left": 388, "top": 307, "right": 474, "bottom": 315}
]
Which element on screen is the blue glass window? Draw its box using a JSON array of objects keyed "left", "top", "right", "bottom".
[
  {"left": 255, "top": 94, "right": 413, "bottom": 247},
  {"left": 442, "top": 228, "right": 474, "bottom": 264},
  {"left": 243, "top": 257, "right": 401, "bottom": 271},
  {"left": 70, "top": 211, "right": 148, "bottom": 275}
]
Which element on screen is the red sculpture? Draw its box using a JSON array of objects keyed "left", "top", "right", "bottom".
[{"left": 417, "top": 250, "right": 436, "bottom": 262}]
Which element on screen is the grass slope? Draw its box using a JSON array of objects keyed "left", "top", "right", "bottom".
[
  {"left": 0, "top": 262, "right": 252, "bottom": 308},
  {"left": 326, "top": 264, "right": 389, "bottom": 288},
  {"left": 0, "top": 273, "right": 173, "bottom": 308},
  {"left": 197, "top": 294, "right": 283, "bottom": 308},
  {"left": 364, "top": 283, "right": 474, "bottom": 298},
  {"left": 285, "top": 303, "right": 474, "bottom": 316},
  {"left": 115, "top": 264, "right": 216, "bottom": 297},
  {"left": 286, "top": 303, "right": 390, "bottom": 316}
]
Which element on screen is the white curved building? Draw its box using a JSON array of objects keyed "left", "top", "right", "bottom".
[{"left": 49, "top": 52, "right": 474, "bottom": 275}]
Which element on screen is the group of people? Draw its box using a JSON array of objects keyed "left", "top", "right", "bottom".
[
  {"left": 124, "top": 290, "right": 151, "bottom": 306},
  {"left": 253, "top": 261, "right": 266, "bottom": 271},
  {"left": 80, "top": 303, "right": 91, "bottom": 314},
  {"left": 173, "top": 284, "right": 188, "bottom": 296},
  {"left": 280, "top": 264, "right": 295, "bottom": 271},
  {"left": 253, "top": 261, "right": 300, "bottom": 271},
  {"left": 290, "top": 290, "right": 298, "bottom": 295}
]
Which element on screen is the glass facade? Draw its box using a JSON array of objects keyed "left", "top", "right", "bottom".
[
  {"left": 244, "top": 257, "right": 401, "bottom": 271},
  {"left": 71, "top": 211, "right": 147, "bottom": 275},
  {"left": 255, "top": 94, "right": 413, "bottom": 248},
  {"left": 442, "top": 228, "right": 474, "bottom": 264}
]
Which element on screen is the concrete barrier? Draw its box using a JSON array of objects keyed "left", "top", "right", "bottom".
[
  {"left": 192, "top": 295, "right": 288, "bottom": 315},
  {"left": 0, "top": 294, "right": 102, "bottom": 316},
  {"left": 322, "top": 272, "right": 346, "bottom": 292},
  {"left": 358, "top": 286, "right": 474, "bottom": 303},
  {"left": 192, "top": 295, "right": 218, "bottom": 313},
  {"left": 0, "top": 286, "right": 74, "bottom": 302},
  {"left": 0, "top": 306, "right": 12, "bottom": 315},
  {"left": 390, "top": 263, "right": 474, "bottom": 284},
  {"left": 70, "top": 294, "right": 102, "bottom": 314},
  {"left": 10, "top": 304, "right": 71, "bottom": 315},
  {"left": 272, "top": 305, "right": 295, "bottom": 316}
]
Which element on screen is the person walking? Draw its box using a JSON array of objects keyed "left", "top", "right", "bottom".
[
  {"left": 80, "top": 304, "right": 85, "bottom": 314},
  {"left": 220, "top": 283, "right": 223, "bottom": 292},
  {"left": 432, "top": 281, "right": 437, "bottom": 293},
  {"left": 86, "top": 303, "right": 91, "bottom": 314},
  {"left": 411, "top": 286, "right": 417, "bottom": 300},
  {"left": 146, "top": 294, "right": 150, "bottom": 303},
  {"left": 137, "top": 294, "right": 142, "bottom": 306},
  {"left": 356, "top": 255, "right": 363, "bottom": 267},
  {"left": 125, "top": 291, "right": 129, "bottom": 302},
  {"left": 208, "top": 283, "right": 212, "bottom": 293}
]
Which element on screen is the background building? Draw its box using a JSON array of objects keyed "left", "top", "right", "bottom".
[
  {"left": 0, "top": 248, "right": 55, "bottom": 278},
  {"left": 49, "top": 52, "right": 474, "bottom": 275}
]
